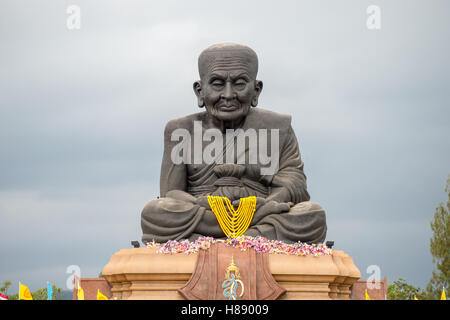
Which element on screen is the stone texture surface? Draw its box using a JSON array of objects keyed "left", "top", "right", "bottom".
[
  {"left": 102, "top": 247, "right": 360, "bottom": 300},
  {"left": 350, "top": 277, "right": 388, "bottom": 300},
  {"left": 72, "top": 277, "right": 112, "bottom": 300},
  {"left": 179, "top": 243, "right": 285, "bottom": 300}
]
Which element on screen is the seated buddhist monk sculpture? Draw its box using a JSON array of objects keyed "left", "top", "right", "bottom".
[{"left": 141, "top": 43, "right": 327, "bottom": 244}]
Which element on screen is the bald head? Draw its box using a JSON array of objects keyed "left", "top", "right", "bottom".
[
  {"left": 198, "top": 43, "right": 259, "bottom": 80},
  {"left": 194, "top": 43, "right": 263, "bottom": 123}
]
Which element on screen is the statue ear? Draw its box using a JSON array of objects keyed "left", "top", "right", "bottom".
[
  {"left": 193, "top": 81, "right": 204, "bottom": 108},
  {"left": 251, "top": 80, "right": 263, "bottom": 107}
]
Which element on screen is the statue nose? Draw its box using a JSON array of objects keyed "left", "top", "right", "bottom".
[{"left": 222, "top": 82, "right": 235, "bottom": 100}]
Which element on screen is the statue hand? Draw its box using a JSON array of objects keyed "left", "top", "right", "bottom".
[
  {"left": 232, "top": 197, "right": 266, "bottom": 211},
  {"left": 252, "top": 199, "right": 291, "bottom": 225},
  {"left": 195, "top": 195, "right": 211, "bottom": 209},
  {"left": 199, "top": 196, "right": 266, "bottom": 211}
]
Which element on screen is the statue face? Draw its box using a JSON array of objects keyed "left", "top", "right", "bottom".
[{"left": 194, "top": 49, "right": 263, "bottom": 122}]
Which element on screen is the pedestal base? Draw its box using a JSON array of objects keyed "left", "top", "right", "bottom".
[{"left": 102, "top": 247, "right": 360, "bottom": 300}]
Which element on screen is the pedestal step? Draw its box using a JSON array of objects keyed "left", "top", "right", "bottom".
[{"left": 102, "top": 247, "right": 360, "bottom": 300}]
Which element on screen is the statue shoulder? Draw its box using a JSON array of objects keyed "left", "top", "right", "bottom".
[
  {"left": 164, "top": 112, "right": 207, "bottom": 134},
  {"left": 247, "top": 108, "right": 292, "bottom": 129}
]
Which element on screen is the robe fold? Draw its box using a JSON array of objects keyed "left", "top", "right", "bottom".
[{"left": 141, "top": 108, "right": 327, "bottom": 244}]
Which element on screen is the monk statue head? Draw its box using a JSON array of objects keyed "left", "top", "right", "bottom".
[{"left": 193, "top": 43, "right": 263, "bottom": 124}]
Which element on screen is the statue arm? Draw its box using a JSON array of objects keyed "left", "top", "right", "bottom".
[
  {"left": 266, "top": 125, "right": 310, "bottom": 204},
  {"left": 160, "top": 120, "right": 188, "bottom": 197}
]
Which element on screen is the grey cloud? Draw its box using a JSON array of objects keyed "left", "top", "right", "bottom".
[{"left": 0, "top": 0, "right": 449, "bottom": 293}]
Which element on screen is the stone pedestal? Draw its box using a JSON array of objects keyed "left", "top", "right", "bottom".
[{"left": 102, "top": 247, "right": 360, "bottom": 300}]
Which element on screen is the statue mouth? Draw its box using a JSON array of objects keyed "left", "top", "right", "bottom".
[{"left": 216, "top": 104, "right": 240, "bottom": 112}]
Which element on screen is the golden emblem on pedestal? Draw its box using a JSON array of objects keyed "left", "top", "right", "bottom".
[{"left": 222, "top": 256, "right": 244, "bottom": 300}]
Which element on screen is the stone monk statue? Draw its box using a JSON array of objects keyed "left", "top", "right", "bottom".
[{"left": 141, "top": 43, "right": 327, "bottom": 244}]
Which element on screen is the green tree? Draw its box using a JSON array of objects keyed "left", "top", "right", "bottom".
[
  {"left": 424, "top": 175, "right": 449, "bottom": 299},
  {"left": 387, "top": 278, "right": 426, "bottom": 300},
  {"left": 0, "top": 281, "right": 12, "bottom": 295},
  {"left": 2, "top": 283, "right": 63, "bottom": 300},
  {"left": 32, "top": 285, "right": 63, "bottom": 300},
  {"left": 387, "top": 175, "right": 449, "bottom": 300}
]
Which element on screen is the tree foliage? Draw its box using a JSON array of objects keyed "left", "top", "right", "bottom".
[
  {"left": 424, "top": 175, "right": 449, "bottom": 299},
  {"left": 0, "top": 281, "right": 12, "bottom": 295},
  {"left": 0, "top": 282, "right": 63, "bottom": 300},
  {"left": 387, "top": 278, "right": 425, "bottom": 300},
  {"left": 387, "top": 175, "right": 449, "bottom": 300}
]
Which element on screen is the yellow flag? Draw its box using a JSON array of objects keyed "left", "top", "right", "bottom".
[
  {"left": 441, "top": 287, "right": 446, "bottom": 300},
  {"left": 365, "top": 289, "right": 371, "bottom": 300},
  {"left": 77, "top": 285, "right": 84, "bottom": 300},
  {"left": 97, "top": 290, "right": 108, "bottom": 300},
  {"left": 19, "top": 283, "right": 33, "bottom": 300},
  {"left": 414, "top": 296, "right": 418, "bottom": 300}
]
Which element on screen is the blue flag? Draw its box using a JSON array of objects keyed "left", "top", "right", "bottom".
[{"left": 47, "top": 282, "right": 53, "bottom": 300}]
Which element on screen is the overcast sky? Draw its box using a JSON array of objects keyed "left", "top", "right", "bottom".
[{"left": 1, "top": 0, "right": 449, "bottom": 295}]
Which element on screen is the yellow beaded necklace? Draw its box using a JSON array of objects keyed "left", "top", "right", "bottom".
[{"left": 207, "top": 195, "right": 257, "bottom": 238}]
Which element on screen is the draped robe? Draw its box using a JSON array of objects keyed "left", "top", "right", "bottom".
[{"left": 141, "top": 108, "right": 327, "bottom": 244}]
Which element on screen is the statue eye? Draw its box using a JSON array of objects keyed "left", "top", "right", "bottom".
[
  {"left": 211, "top": 79, "right": 224, "bottom": 86},
  {"left": 234, "top": 79, "right": 247, "bottom": 87}
]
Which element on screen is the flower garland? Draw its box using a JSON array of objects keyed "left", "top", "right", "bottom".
[
  {"left": 207, "top": 195, "right": 256, "bottom": 238},
  {"left": 145, "top": 235, "right": 332, "bottom": 256},
  {"left": 144, "top": 236, "right": 215, "bottom": 255}
]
